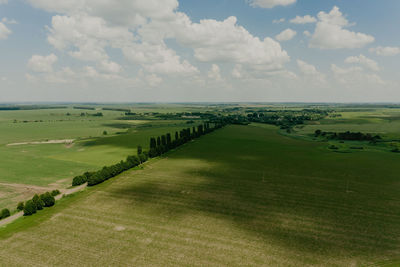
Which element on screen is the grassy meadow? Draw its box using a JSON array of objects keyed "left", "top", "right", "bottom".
[
  {"left": 0, "top": 124, "right": 399, "bottom": 266},
  {"left": 0, "top": 106, "right": 202, "bottom": 210}
]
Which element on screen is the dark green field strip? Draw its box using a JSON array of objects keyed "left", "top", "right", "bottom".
[{"left": 0, "top": 125, "right": 399, "bottom": 266}]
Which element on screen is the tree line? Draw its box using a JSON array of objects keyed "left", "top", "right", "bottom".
[
  {"left": 0, "top": 189, "right": 61, "bottom": 219},
  {"left": 315, "top": 130, "right": 382, "bottom": 142},
  {"left": 72, "top": 150, "right": 149, "bottom": 187},
  {"left": 148, "top": 122, "right": 223, "bottom": 157}
]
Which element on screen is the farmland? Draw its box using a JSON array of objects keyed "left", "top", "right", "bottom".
[
  {"left": 0, "top": 105, "right": 205, "bottom": 210},
  {"left": 0, "top": 122, "right": 399, "bottom": 266}
]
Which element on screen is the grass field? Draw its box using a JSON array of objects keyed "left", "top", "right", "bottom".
[
  {"left": 1, "top": 124, "right": 399, "bottom": 266},
  {"left": 0, "top": 107, "right": 202, "bottom": 210}
]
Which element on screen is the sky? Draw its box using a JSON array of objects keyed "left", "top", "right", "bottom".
[{"left": 0, "top": 0, "right": 399, "bottom": 103}]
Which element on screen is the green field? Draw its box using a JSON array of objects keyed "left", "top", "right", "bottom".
[
  {"left": 0, "top": 106, "right": 203, "bottom": 210},
  {"left": 1, "top": 124, "right": 399, "bottom": 266}
]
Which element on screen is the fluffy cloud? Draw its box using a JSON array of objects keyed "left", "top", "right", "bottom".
[
  {"left": 297, "top": 59, "right": 326, "bottom": 85},
  {"left": 248, "top": 0, "right": 296, "bottom": 9},
  {"left": 331, "top": 64, "right": 384, "bottom": 87},
  {"left": 369, "top": 46, "right": 400, "bottom": 56},
  {"left": 27, "top": 54, "right": 58, "bottom": 73},
  {"left": 273, "top": 18, "right": 285, "bottom": 24},
  {"left": 310, "top": 6, "right": 374, "bottom": 49},
  {"left": 297, "top": 60, "right": 319, "bottom": 75},
  {"left": 208, "top": 64, "right": 222, "bottom": 80},
  {"left": 345, "top": 54, "right": 379, "bottom": 71},
  {"left": 0, "top": 22, "right": 11, "bottom": 40},
  {"left": 48, "top": 15, "right": 133, "bottom": 62},
  {"left": 2, "top": 18, "right": 17, "bottom": 24},
  {"left": 34, "top": 1, "right": 289, "bottom": 79},
  {"left": 27, "top": 0, "right": 179, "bottom": 27},
  {"left": 290, "top": 15, "right": 316, "bottom": 24},
  {"left": 275, "top": 28, "right": 296, "bottom": 41},
  {"left": 123, "top": 42, "right": 198, "bottom": 75}
]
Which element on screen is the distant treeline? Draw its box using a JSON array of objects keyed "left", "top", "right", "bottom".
[
  {"left": 102, "top": 107, "right": 131, "bottom": 112},
  {"left": 315, "top": 130, "right": 382, "bottom": 141},
  {"left": 73, "top": 106, "right": 96, "bottom": 110},
  {"left": 148, "top": 122, "right": 224, "bottom": 157},
  {"left": 0, "top": 105, "right": 66, "bottom": 111},
  {"left": 247, "top": 109, "right": 330, "bottom": 130}
]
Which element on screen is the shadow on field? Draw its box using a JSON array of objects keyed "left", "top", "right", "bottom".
[{"left": 111, "top": 125, "right": 400, "bottom": 263}]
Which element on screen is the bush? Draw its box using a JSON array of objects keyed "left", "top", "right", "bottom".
[
  {"left": 40, "top": 192, "right": 55, "bottom": 207},
  {"left": 0, "top": 208, "right": 10, "bottom": 219},
  {"left": 51, "top": 189, "right": 61, "bottom": 196},
  {"left": 139, "top": 153, "right": 148, "bottom": 163},
  {"left": 32, "top": 194, "right": 44, "bottom": 210},
  {"left": 72, "top": 175, "right": 87, "bottom": 186},
  {"left": 23, "top": 200, "right": 37, "bottom": 216},
  {"left": 17, "top": 202, "right": 24, "bottom": 211}
]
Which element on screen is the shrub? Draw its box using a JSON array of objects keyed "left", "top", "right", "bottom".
[
  {"left": 17, "top": 202, "right": 24, "bottom": 211},
  {"left": 40, "top": 192, "right": 55, "bottom": 207},
  {"left": 32, "top": 194, "right": 44, "bottom": 210},
  {"left": 139, "top": 153, "right": 148, "bottom": 163},
  {"left": 0, "top": 208, "right": 10, "bottom": 219},
  {"left": 72, "top": 175, "right": 87, "bottom": 186},
  {"left": 23, "top": 200, "right": 37, "bottom": 216},
  {"left": 51, "top": 189, "right": 61, "bottom": 196}
]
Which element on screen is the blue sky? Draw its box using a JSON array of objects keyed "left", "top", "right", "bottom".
[{"left": 0, "top": 0, "right": 399, "bottom": 102}]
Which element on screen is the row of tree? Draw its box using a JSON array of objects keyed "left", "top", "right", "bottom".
[
  {"left": 148, "top": 123, "right": 222, "bottom": 157},
  {"left": 73, "top": 122, "right": 225, "bottom": 187},
  {"left": 315, "top": 130, "right": 382, "bottom": 142},
  {"left": 20, "top": 190, "right": 60, "bottom": 216},
  {"left": 72, "top": 150, "right": 149, "bottom": 187}
]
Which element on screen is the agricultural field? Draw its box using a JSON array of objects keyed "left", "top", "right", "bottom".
[
  {"left": 0, "top": 105, "right": 206, "bottom": 210},
  {"left": 0, "top": 123, "right": 399, "bottom": 266}
]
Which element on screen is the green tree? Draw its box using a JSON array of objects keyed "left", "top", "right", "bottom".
[
  {"left": 23, "top": 200, "right": 37, "bottom": 216},
  {"left": 0, "top": 208, "right": 10, "bottom": 219},
  {"left": 157, "top": 136, "right": 161, "bottom": 147},
  {"left": 32, "top": 194, "right": 44, "bottom": 210},
  {"left": 17, "top": 202, "right": 24, "bottom": 211},
  {"left": 161, "top": 135, "right": 167, "bottom": 146},
  {"left": 137, "top": 145, "right": 143, "bottom": 155},
  {"left": 51, "top": 190, "right": 61, "bottom": 196},
  {"left": 150, "top": 137, "right": 156, "bottom": 149},
  {"left": 41, "top": 192, "right": 55, "bottom": 207}
]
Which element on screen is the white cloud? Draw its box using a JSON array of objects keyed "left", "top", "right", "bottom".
[
  {"left": 273, "top": 18, "right": 285, "bottom": 24},
  {"left": 47, "top": 15, "right": 133, "bottom": 62},
  {"left": 98, "top": 60, "right": 122, "bottom": 74},
  {"left": 2, "top": 18, "right": 17, "bottom": 24},
  {"left": 297, "top": 60, "right": 319, "bottom": 75},
  {"left": 123, "top": 42, "right": 198, "bottom": 75},
  {"left": 331, "top": 64, "right": 384, "bottom": 87},
  {"left": 310, "top": 6, "right": 374, "bottom": 49},
  {"left": 248, "top": 0, "right": 296, "bottom": 9},
  {"left": 369, "top": 46, "right": 400, "bottom": 57},
  {"left": 290, "top": 15, "right": 316, "bottom": 24},
  {"left": 297, "top": 59, "right": 326, "bottom": 85},
  {"left": 27, "top": 54, "right": 58, "bottom": 73},
  {"left": 303, "top": 30, "right": 311, "bottom": 37},
  {"left": 345, "top": 54, "right": 379, "bottom": 71},
  {"left": 27, "top": 0, "right": 179, "bottom": 27},
  {"left": 208, "top": 64, "right": 222, "bottom": 80},
  {"left": 0, "top": 22, "right": 11, "bottom": 40},
  {"left": 275, "top": 28, "right": 296, "bottom": 41}
]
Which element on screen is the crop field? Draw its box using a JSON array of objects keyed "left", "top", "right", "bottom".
[
  {"left": 295, "top": 108, "right": 400, "bottom": 137},
  {"left": 1, "top": 124, "right": 399, "bottom": 266},
  {"left": 0, "top": 106, "right": 202, "bottom": 210}
]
